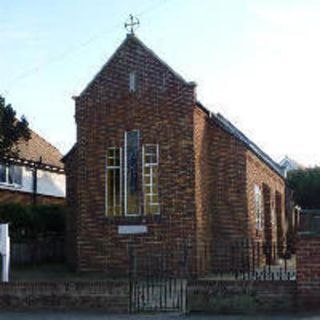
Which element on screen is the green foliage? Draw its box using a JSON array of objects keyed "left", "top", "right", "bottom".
[
  {"left": 287, "top": 167, "right": 320, "bottom": 209},
  {"left": 0, "top": 204, "right": 65, "bottom": 242},
  {"left": 0, "top": 95, "right": 31, "bottom": 158}
]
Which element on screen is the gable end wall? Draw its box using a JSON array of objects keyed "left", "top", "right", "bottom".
[{"left": 73, "top": 36, "right": 198, "bottom": 275}]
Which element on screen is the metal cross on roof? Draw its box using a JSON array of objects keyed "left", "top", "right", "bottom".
[{"left": 125, "top": 15, "right": 140, "bottom": 35}]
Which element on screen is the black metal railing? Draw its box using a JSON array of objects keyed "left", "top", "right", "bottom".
[
  {"left": 128, "top": 243, "right": 190, "bottom": 279},
  {"left": 210, "top": 240, "right": 296, "bottom": 281},
  {"left": 128, "top": 240, "right": 296, "bottom": 281}
]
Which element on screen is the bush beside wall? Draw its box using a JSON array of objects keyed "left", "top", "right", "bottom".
[{"left": 0, "top": 203, "right": 65, "bottom": 241}]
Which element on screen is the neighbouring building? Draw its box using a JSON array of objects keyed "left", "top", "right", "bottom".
[
  {"left": 0, "top": 129, "right": 65, "bottom": 205},
  {"left": 64, "top": 34, "right": 287, "bottom": 276},
  {"left": 280, "top": 156, "right": 305, "bottom": 178}
]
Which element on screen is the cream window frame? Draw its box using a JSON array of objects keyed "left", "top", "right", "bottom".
[
  {"left": 105, "top": 147, "right": 122, "bottom": 217},
  {"left": 142, "top": 144, "right": 160, "bottom": 215},
  {"left": 254, "top": 184, "right": 263, "bottom": 230}
]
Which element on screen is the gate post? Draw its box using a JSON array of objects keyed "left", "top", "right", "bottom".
[
  {"left": 297, "top": 232, "right": 320, "bottom": 310},
  {"left": 0, "top": 224, "right": 10, "bottom": 282}
]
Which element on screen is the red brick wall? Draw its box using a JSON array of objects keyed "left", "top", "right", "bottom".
[
  {"left": 188, "top": 280, "right": 297, "bottom": 313},
  {"left": 0, "top": 281, "right": 129, "bottom": 312},
  {"left": 296, "top": 234, "right": 320, "bottom": 309},
  {"left": 193, "top": 107, "right": 212, "bottom": 275},
  {"left": 209, "top": 117, "right": 248, "bottom": 244},
  {"left": 193, "top": 106, "right": 286, "bottom": 272},
  {"left": 0, "top": 188, "right": 65, "bottom": 206},
  {"left": 73, "top": 35, "right": 197, "bottom": 275},
  {"left": 67, "top": 35, "right": 287, "bottom": 276},
  {"left": 246, "top": 152, "right": 285, "bottom": 246},
  {"left": 194, "top": 106, "right": 248, "bottom": 272}
]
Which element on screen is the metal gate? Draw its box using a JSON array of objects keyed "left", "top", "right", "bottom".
[
  {"left": 128, "top": 247, "right": 188, "bottom": 313},
  {"left": 130, "top": 277, "right": 187, "bottom": 313}
]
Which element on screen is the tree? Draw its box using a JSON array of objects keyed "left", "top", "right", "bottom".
[
  {"left": 0, "top": 95, "right": 31, "bottom": 158},
  {"left": 287, "top": 167, "right": 320, "bottom": 209}
]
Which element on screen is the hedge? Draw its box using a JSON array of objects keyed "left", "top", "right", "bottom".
[{"left": 0, "top": 203, "right": 65, "bottom": 242}]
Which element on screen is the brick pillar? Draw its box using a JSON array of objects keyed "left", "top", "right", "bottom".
[{"left": 296, "top": 233, "right": 320, "bottom": 309}]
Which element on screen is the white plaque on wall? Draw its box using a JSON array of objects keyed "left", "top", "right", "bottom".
[{"left": 118, "top": 225, "right": 148, "bottom": 235}]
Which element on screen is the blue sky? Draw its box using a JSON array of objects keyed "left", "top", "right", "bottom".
[{"left": 1, "top": 0, "right": 320, "bottom": 166}]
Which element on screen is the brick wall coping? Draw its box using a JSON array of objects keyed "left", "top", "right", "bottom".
[
  {"left": 188, "top": 279, "right": 297, "bottom": 286},
  {"left": 0, "top": 280, "right": 128, "bottom": 286},
  {"left": 187, "top": 279, "right": 297, "bottom": 314},
  {"left": 0, "top": 280, "right": 129, "bottom": 312}
]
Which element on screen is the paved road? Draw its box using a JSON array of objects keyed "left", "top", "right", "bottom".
[{"left": 0, "top": 312, "right": 319, "bottom": 320}]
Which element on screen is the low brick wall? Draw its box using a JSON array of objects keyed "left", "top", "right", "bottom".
[
  {"left": 187, "top": 280, "right": 297, "bottom": 314},
  {"left": 0, "top": 281, "right": 129, "bottom": 312},
  {"left": 296, "top": 233, "right": 320, "bottom": 309}
]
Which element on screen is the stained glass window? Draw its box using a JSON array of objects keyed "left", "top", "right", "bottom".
[
  {"left": 106, "top": 133, "right": 161, "bottom": 217},
  {"left": 125, "top": 131, "right": 140, "bottom": 215}
]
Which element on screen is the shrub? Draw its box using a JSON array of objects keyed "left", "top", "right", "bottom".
[
  {"left": 287, "top": 167, "right": 320, "bottom": 209},
  {"left": 0, "top": 204, "right": 65, "bottom": 242}
]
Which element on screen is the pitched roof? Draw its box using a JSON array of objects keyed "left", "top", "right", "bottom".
[
  {"left": 196, "top": 102, "right": 284, "bottom": 178},
  {"left": 77, "top": 34, "right": 195, "bottom": 98},
  {"left": 12, "top": 129, "right": 64, "bottom": 169}
]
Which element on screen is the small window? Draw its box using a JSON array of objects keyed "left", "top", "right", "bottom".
[
  {"left": 0, "top": 164, "right": 6, "bottom": 183},
  {"left": 0, "top": 164, "right": 22, "bottom": 187},
  {"left": 143, "top": 144, "right": 160, "bottom": 215},
  {"left": 254, "top": 185, "right": 263, "bottom": 230},
  {"left": 129, "top": 72, "right": 136, "bottom": 92},
  {"left": 10, "top": 165, "right": 22, "bottom": 185},
  {"left": 106, "top": 148, "right": 122, "bottom": 217}
]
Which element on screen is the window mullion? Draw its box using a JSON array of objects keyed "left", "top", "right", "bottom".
[
  {"left": 113, "top": 169, "right": 116, "bottom": 216},
  {"left": 124, "top": 132, "right": 128, "bottom": 216},
  {"left": 142, "top": 145, "right": 145, "bottom": 215},
  {"left": 150, "top": 166, "right": 154, "bottom": 203},
  {"left": 120, "top": 148, "right": 123, "bottom": 215}
]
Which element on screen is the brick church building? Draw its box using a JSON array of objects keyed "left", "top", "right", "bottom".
[{"left": 64, "top": 33, "right": 286, "bottom": 276}]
